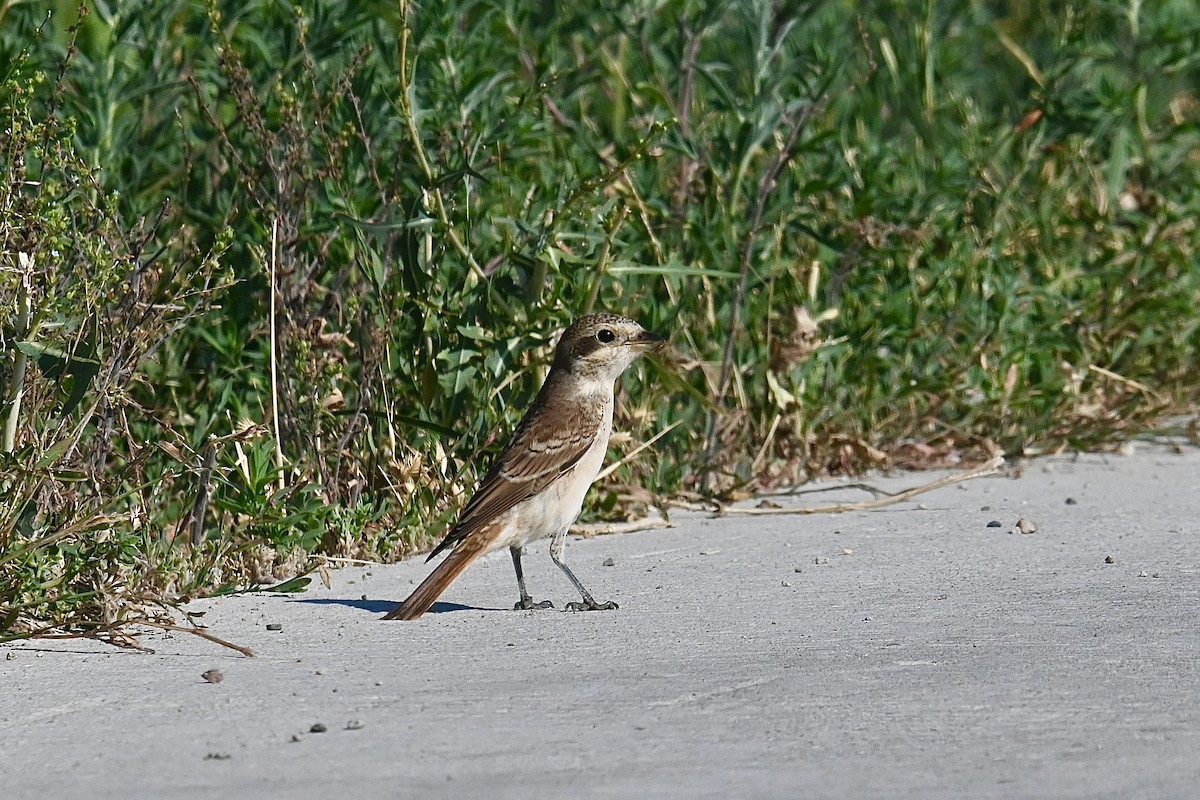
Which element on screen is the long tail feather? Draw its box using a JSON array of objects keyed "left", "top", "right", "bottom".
[{"left": 383, "top": 537, "right": 488, "bottom": 620}]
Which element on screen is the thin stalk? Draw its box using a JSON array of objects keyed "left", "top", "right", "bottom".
[
  {"left": 3, "top": 254, "right": 33, "bottom": 453},
  {"left": 702, "top": 110, "right": 809, "bottom": 476},
  {"left": 269, "top": 217, "right": 284, "bottom": 492},
  {"left": 583, "top": 205, "right": 630, "bottom": 315}
]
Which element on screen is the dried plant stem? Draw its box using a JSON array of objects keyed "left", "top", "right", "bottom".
[
  {"left": 136, "top": 620, "right": 256, "bottom": 658},
  {"left": 1088, "top": 364, "right": 1167, "bottom": 403},
  {"left": 2, "top": 254, "right": 33, "bottom": 454},
  {"left": 572, "top": 517, "right": 674, "bottom": 538},
  {"left": 595, "top": 419, "right": 684, "bottom": 482},
  {"left": 189, "top": 438, "right": 218, "bottom": 545},
  {"left": 691, "top": 456, "right": 1006, "bottom": 517},
  {"left": 269, "top": 217, "right": 284, "bottom": 492},
  {"left": 6, "top": 615, "right": 254, "bottom": 657},
  {"left": 702, "top": 109, "right": 811, "bottom": 476}
]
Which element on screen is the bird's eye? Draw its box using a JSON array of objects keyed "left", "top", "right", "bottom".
[{"left": 596, "top": 328, "right": 616, "bottom": 344}]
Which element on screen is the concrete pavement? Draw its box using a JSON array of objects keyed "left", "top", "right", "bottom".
[{"left": 3, "top": 448, "right": 1198, "bottom": 799}]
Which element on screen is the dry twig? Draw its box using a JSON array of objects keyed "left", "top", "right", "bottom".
[{"left": 683, "top": 456, "right": 1005, "bottom": 517}]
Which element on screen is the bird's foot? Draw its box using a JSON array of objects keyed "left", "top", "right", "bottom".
[
  {"left": 565, "top": 599, "right": 619, "bottom": 612},
  {"left": 514, "top": 597, "right": 555, "bottom": 611}
]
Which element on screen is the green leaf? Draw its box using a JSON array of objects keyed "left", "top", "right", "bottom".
[{"left": 261, "top": 576, "right": 312, "bottom": 593}]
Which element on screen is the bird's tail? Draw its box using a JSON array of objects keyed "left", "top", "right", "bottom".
[{"left": 383, "top": 537, "right": 488, "bottom": 620}]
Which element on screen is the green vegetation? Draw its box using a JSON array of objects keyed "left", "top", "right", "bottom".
[{"left": 2, "top": 0, "right": 1198, "bottom": 642}]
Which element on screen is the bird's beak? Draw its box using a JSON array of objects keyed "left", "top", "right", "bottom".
[{"left": 630, "top": 329, "right": 667, "bottom": 350}]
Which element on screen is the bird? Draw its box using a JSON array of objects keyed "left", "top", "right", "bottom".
[{"left": 384, "top": 313, "right": 665, "bottom": 620}]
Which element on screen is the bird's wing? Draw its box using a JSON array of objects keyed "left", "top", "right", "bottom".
[{"left": 427, "top": 391, "right": 604, "bottom": 559}]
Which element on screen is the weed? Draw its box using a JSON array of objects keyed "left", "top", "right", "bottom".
[{"left": 1, "top": 0, "right": 1197, "bottom": 641}]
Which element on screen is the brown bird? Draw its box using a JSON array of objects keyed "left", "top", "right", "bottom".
[{"left": 384, "top": 313, "right": 664, "bottom": 620}]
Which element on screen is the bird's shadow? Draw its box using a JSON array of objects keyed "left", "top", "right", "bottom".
[{"left": 290, "top": 597, "right": 505, "bottom": 615}]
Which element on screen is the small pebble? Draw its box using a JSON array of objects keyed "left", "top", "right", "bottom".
[
  {"left": 360, "top": 594, "right": 368, "bottom": 601},
  {"left": 814, "top": 556, "right": 829, "bottom": 565},
  {"left": 310, "top": 723, "right": 327, "bottom": 733},
  {"left": 5, "top": 652, "right": 16, "bottom": 661},
  {"left": 1065, "top": 497, "right": 1078, "bottom": 505},
  {"left": 201, "top": 669, "right": 224, "bottom": 684},
  {"left": 781, "top": 581, "right": 792, "bottom": 587},
  {"left": 290, "top": 734, "right": 303, "bottom": 743},
  {"left": 1104, "top": 555, "right": 1115, "bottom": 564},
  {"left": 1016, "top": 518, "right": 1037, "bottom": 534},
  {"left": 841, "top": 548, "right": 854, "bottom": 556},
  {"left": 204, "top": 753, "right": 231, "bottom": 761},
  {"left": 602, "top": 557, "right": 615, "bottom": 567},
  {"left": 794, "top": 566, "right": 803, "bottom": 573},
  {"left": 266, "top": 623, "right": 283, "bottom": 632},
  {"left": 986, "top": 520, "right": 1002, "bottom": 528},
  {"left": 1138, "top": 571, "right": 1148, "bottom": 578},
  {"left": 980, "top": 505, "right": 991, "bottom": 512},
  {"left": 314, "top": 669, "right": 325, "bottom": 676},
  {"left": 346, "top": 720, "right": 365, "bottom": 730}
]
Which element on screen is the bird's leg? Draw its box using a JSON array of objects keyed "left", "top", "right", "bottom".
[
  {"left": 510, "top": 546, "right": 554, "bottom": 610},
  {"left": 549, "top": 529, "right": 618, "bottom": 612}
]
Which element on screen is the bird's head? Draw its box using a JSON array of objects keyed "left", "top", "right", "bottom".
[{"left": 552, "top": 313, "right": 665, "bottom": 381}]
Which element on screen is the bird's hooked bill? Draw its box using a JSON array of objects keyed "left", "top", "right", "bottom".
[{"left": 631, "top": 329, "right": 667, "bottom": 349}]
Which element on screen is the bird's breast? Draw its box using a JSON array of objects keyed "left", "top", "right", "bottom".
[{"left": 494, "top": 396, "right": 613, "bottom": 550}]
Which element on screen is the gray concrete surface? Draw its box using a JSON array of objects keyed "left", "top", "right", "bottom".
[{"left": 3, "top": 449, "right": 1199, "bottom": 799}]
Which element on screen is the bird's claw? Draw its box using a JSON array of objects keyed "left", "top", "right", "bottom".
[
  {"left": 514, "top": 598, "right": 555, "bottom": 611},
  {"left": 565, "top": 600, "right": 619, "bottom": 612}
]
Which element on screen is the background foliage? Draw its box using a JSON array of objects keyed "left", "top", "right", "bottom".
[{"left": 2, "top": 0, "right": 1198, "bottom": 639}]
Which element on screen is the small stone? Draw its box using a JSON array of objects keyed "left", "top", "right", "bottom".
[
  {"left": 1138, "top": 570, "right": 1148, "bottom": 578},
  {"left": 602, "top": 557, "right": 615, "bottom": 567},
  {"left": 1065, "top": 497, "right": 1078, "bottom": 505},
  {"left": 360, "top": 594, "right": 368, "bottom": 601},
  {"left": 5, "top": 652, "right": 15, "bottom": 661},
  {"left": 204, "top": 752, "right": 231, "bottom": 761},
  {"left": 314, "top": 669, "right": 325, "bottom": 676},
  {"left": 841, "top": 548, "right": 854, "bottom": 556},
  {"left": 346, "top": 720, "right": 365, "bottom": 730},
  {"left": 757, "top": 499, "right": 782, "bottom": 509},
  {"left": 310, "top": 723, "right": 327, "bottom": 734},
  {"left": 794, "top": 566, "right": 803, "bottom": 573},
  {"left": 201, "top": 669, "right": 224, "bottom": 684},
  {"left": 986, "top": 520, "right": 1002, "bottom": 528},
  {"left": 290, "top": 734, "right": 303, "bottom": 743},
  {"left": 266, "top": 623, "right": 283, "bottom": 632},
  {"left": 814, "top": 556, "right": 829, "bottom": 565},
  {"left": 1104, "top": 555, "right": 1115, "bottom": 564},
  {"left": 781, "top": 581, "right": 792, "bottom": 587},
  {"left": 1016, "top": 518, "right": 1037, "bottom": 534},
  {"left": 980, "top": 505, "right": 991, "bottom": 512}
]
